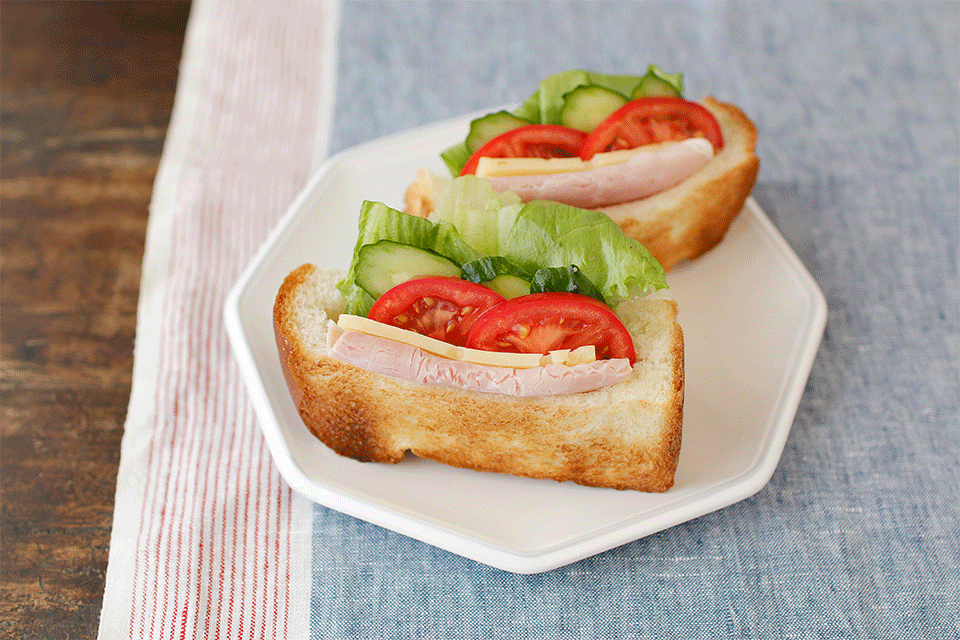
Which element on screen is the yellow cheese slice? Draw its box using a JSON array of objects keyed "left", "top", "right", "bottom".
[
  {"left": 474, "top": 146, "right": 657, "bottom": 178},
  {"left": 336, "top": 314, "right": 596, "bottom": 368},
  {"left": 566, "top": 345, "right": 598, "bottom": 366}
]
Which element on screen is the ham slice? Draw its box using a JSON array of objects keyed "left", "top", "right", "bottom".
[
  {"left": 326, "top": 323, "right": 632, "bottom": 397},
  {"left": 487, "top": 137, "right": 713, "bottom": 209}
]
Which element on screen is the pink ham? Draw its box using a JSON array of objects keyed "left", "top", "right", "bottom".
[
  {"left": 326, "top": 324, "right": 632, "bottom": 397},
  {"left": 487, "top": 137, "right": 713, "bottom": 209}
]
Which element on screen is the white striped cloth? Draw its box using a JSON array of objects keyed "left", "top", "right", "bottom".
[{"left": 98, "top": 1, "right": 340, "bottom": 638}]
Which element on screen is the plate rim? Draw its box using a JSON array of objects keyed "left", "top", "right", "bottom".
[{"left": 223, "top": 114, "right": 827, "bottom": 574}]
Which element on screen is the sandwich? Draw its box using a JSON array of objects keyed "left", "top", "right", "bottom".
[
  {"left": 405, "top": 67, "right": 759, "bottom": 271},
  {"left": 274, "top": 177, "right": 684, "bottom": 492}
]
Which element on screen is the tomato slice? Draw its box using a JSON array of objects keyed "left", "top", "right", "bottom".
[
  {"left": 460, "top": 124, "right": 589, "bottom": 176},
  {"left": 368, "top": 277, "right": 505, "bottom": 346},
  {"left": 579, "top": 97, "right": 724, "bottom": 160},
  {"left": 464, "top": 292, "right": 636, "bottom": 365}
]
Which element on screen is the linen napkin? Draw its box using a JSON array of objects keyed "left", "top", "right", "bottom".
[{"left": 98, "top": 1, "right": 340, "bottom": 637}]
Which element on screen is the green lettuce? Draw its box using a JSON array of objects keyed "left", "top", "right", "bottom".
[
  {"left": 427, "top": 177, "right": 667, "bottom": 302},
  {"left": 427, "top": 175, "right": 522, "bottom": 257},
  {"left": 500, "top": 199, "right": 666, "bottom": 303},
  {"left": 337, "top": 200, "right": 482, "bottom": 315}
]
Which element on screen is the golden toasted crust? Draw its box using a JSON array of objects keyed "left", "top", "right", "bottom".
[
  {"left": 403, "top": 97, "right": 759, "bottom": 272},
  {"left": 274, "top": 265, "right": 684, "bottom": 492}
]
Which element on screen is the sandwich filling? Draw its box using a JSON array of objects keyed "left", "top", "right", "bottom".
[
  {"left": 437, "top": 67, "right": 723, "bottom": 212},
  {"left": 334, "top": 176, "right": 671, "bottom": 397},
  {"left": 327, "top": 321, "right": 632, "bottom": 397},
  {"left": 479, "top": 138, "right": 713, "bottom": 209}
]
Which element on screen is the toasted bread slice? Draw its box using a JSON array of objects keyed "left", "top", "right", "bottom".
[
  {"left": 404, "top": 97, "right": 759, "bottom": 271},
  {"left": 274, "top": 264, "right": 684, "bottom": 492}
]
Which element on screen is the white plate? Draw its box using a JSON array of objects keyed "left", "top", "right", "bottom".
[{"left": 224, "top": 112, "right": 827, "bottom": 574}]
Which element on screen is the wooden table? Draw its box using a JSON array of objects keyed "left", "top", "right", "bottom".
[{"left": 1, "top": 3, "right": 190, "bottom": 637}]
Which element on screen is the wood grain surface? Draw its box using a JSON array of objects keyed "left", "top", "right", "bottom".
[{"left": 1, "top": 2, "right": 190, "bottom": 637}]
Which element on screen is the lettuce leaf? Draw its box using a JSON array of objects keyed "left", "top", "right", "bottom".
[
  {"left": 428, "top": 177, "right": 667, "bottom": 303},
  {"left": 502, "top": 200, "right": 666, "bottom": 302},
  {"left": 427, "top": 175, "right": 522, "bottom": 257},
  {"left": 337, "top": 200, "right": 482, "bottom": 315}
]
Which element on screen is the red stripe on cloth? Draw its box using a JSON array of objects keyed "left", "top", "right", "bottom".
[
  {"left": 283, "top": 484, "right": 293, "bottom": 639},
  {"left": 123, "top": 2, "right": 336, "bottom": 637}
]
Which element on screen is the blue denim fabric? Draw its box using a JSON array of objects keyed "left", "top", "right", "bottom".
[{"left": 315, "top": 2, "right": 959, "bottom": 638}]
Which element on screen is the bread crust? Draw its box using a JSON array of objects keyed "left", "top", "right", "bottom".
[
  {"left": 403, "top": 97, "right": 759, "bottom": 272},
  {"left": 274, "top": 264, "right": 684, "bottom": 492}
]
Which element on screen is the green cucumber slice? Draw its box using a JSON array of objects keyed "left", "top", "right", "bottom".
[
  {"left": 354, "top": 240, "right": 462, "bottom": 299},
  {"left": 484, "top": 275, "right": 531, "bottom": 299},
  {"left": 560, "top": 85, "right": 628, "bottom": 132},
  {"left": 465, "top": 111, "right": 533, "bottom": 154},
  {"left": 460, "top": 256, "right": 532, "bottom": 299}
]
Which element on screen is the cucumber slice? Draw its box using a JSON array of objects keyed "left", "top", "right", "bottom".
[
  {"left": 465, "top": 111, "right": 532, "bottom": 153},
  {"left": 354, "top": 240, "right": 462, "bottom": 299},
  {"left": 560, "top": 85, "right": 628, "bottom": 132},
  {"left": 485, "top": 275, "right": 531, "bottom": 299},
  {"left": 461, "top": 256, "right": 532, "bottom": 299},
  {"left": 631, "top": 65, "right": 683, "bottom": 99}
]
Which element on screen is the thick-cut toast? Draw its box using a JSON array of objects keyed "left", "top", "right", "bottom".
[
  {"left": 274, "top": 264, "right": 684, "bottom": 492},
  {"left": 404, "top": 97, "right": 759, "bottom": 271}
]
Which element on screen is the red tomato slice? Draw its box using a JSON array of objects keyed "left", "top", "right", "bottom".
[
  {"left": 464, "top": 292, "right": 636, "bottom": 365},
  {"left": 579, "top": 97, "right": 724, "bottom": 160},
  {"left": 368, "top": 277, "right": 505, "bottom": 346},
  {"left": 460, "top": 124, "right": 589, "bottom": 176}
]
